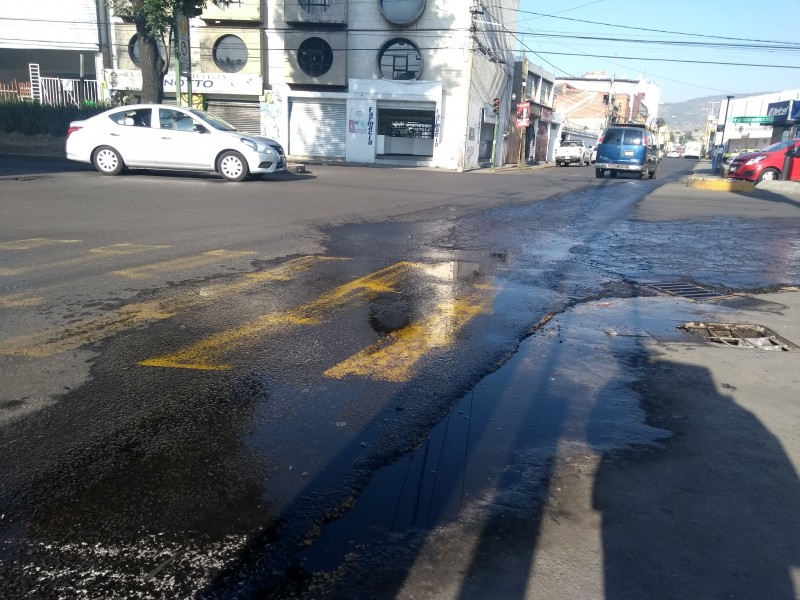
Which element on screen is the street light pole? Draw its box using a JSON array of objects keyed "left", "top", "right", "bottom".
[{"left": 720, "top": 95, "right": 734, "bottom": 151}]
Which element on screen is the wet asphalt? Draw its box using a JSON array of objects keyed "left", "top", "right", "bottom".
[{"left": 1, "top": 157, "right": 799, "bottom": 598}]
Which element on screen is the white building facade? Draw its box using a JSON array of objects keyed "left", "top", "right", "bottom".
[{"left": 105, "top": 0, "right": 521, "bottom": 171}]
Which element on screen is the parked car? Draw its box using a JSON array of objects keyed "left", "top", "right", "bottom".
[
  {"left": 726, "top": 139, "right": 800, "bottom": 182},
  {"left": 554, "top": 140, "right": 591, "bottom": 166},
  {"left": 590, "top": 146, "right": 597, "bottom": 164},
  {"left": 594, "top": 123, "right": 659, "bottom": 179},
  {"left": 666, "top": 150, "right": 681, "bottom": 158},
  {"left": 65, "top": 104, "right": 286, "bottom": 182}
]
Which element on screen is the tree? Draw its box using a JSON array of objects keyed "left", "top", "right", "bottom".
[
  {"left": 655, "top": 117, "right": 666, "bottom": 129},
  {"left": 106, "top": 1, "right": 222, "bottom": 104}
]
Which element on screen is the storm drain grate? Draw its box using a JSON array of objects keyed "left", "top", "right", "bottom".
[
  {"left": 647, "top": 282, "right": 722, "bottom": 300},
  {"left": 679, "top": 322, "right": 796, "bottom": 351}
]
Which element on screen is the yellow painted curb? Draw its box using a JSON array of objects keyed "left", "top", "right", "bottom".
[{"left": 686, "top": 177, "right": 755, "bottom": 193}]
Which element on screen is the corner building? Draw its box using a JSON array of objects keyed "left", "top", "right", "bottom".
[{"left": 262, "top": 0, "right": 519, "bottom": 171}]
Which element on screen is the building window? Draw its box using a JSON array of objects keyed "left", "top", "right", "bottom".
[
  {"left": 539, "top": 80, "right": 553, "bottom": 105},
  {"left": 378, "top": 38, "right": 422, "bottom": 81},
  {"left": 128, "top": 35, "right": 141, "bottom": 66},
  {"left": 213, "top": 35, "right": 248, "bottom": 73},
  {"left": 299, "top": 0, "right": 331, "bottom": 14},
  {"left": 380, "top": 0, "right": 426, "bottom": 26},
  {"left": 297, "top": 37, "right": 333, "bottom": 77}
]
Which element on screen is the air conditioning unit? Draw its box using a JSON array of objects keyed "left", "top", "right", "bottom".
[
  {"left": 284, "top": 0, "right": 347, "bottom": 26},
  {"left": 284, "top": 31, "right": 347, "bottom": 86}
]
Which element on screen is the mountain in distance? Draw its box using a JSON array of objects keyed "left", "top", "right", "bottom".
[{"left": 659, "top": 92, "right": 774, "bottom": 133}]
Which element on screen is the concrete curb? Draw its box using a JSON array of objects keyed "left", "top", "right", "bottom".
[{"left": 686, "top": 176, "right": 755, "bottom": 193}]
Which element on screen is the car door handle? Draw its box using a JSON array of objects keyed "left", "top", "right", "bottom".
[{"left": 110, "top": 132, "right": 120, "bottom": 136}]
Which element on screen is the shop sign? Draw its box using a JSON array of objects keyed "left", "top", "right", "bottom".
[
  {"left": 516, "top": 102, "right": 530, "bottom": 128},
  {"left": 766, "top": 100, "right": 794, "bottom": 123},
  {"left": 732, "top": 116, "right": 774, "bottom": 124},
  {"left": 104, "top": 70, "right": 263, "bottom": 95}
]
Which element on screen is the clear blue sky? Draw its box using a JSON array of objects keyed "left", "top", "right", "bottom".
[{"left": 515, "top": 0, "right": 800, "bottom": 103}]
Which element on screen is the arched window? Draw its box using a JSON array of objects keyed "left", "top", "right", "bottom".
[
  {"left": 378, "top": 38, "right": 422, "bottom": 81},
  {"left": 213, "top": 35, "right": 248, "bottom": 73},
  {"left": 380, "top": 0, "right": 426, "bottom": 25},
  {"left": 297, "top": 37, "right": 333, "bottom": 77}
]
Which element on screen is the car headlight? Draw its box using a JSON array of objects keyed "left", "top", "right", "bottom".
[
  {"left": 240, "top": 137, "right": 273, "bottom": 153},
  {"left": 745, "top": 155, "right": 767, "bottom": 166}
]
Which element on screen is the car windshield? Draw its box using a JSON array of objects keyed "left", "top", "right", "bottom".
[
  {"left": 759, "top": 140, "right": 795, "bottom": 153},
  {"left": 189, "top": 109, "right": 238, "bottom": 132}
]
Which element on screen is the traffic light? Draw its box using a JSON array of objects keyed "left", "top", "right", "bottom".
[{"left": 492, "top": 97, "right": 500, "bottom": 114}]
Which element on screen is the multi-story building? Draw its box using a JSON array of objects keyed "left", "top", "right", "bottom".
[
  {"left": 507, "top": 59, "right": 557, "bottom": 164},
  {"left": 553, "top": 71, "right": 661, "bottom": 140},
  {"left": 105, "top": 0, "right": 523, "bottom": 171}
]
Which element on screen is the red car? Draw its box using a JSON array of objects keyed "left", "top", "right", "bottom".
[{"left": 727, "top": 139, "right": 800, "bottom": 182}]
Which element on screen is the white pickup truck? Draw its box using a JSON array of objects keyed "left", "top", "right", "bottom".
[{"left": 555, "top": 140, "right": 591, "bottom": 166}]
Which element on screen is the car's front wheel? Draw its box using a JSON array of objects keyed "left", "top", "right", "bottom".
[
  {"left": 93, "top": 146, "right": 123, "bottom": 176},
  {"left": 217, "top": 151, "right": 248, "bottom": 182},
  {"left": 758, "top": 168, "right": 779, "bottom": 182}
]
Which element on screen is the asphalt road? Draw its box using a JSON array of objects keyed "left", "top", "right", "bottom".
[{"left": 3, "top": 157, "right": 798, "bottom": 598}]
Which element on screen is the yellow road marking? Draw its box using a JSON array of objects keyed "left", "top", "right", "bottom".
[
  {"left": 0, "top": 242, "right": 169, "bottom": 277},
  {"left": 91, "top": 243, "right": 171, "bottom": 255},
  {"left": 0, "top": 238, "right": 81, "bottom": 250},
  {"left": 0, "top": 293, "right": 43, "bottom": 308},
  {"left": 324, "top": 294, "right": 488, "bottom": 382},
  {"left": 139, "top": 262, "right": 414, "bottom": 370},
  {"left": 113, "top": 249, "right": 258, "bottom": 279},
  {"left": 0, "top": 256, "right": 336, "bottom": 358}
]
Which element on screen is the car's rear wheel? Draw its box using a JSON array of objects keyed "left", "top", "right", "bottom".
[
  {"left": 610, "top": 171, "right": 617, "bottom": 178},
  {"left": 758, "top": 168, "right": 779, "bottom": 182},
  {"left": 93, "top": 146, "right": 123, "bottom": 176},
  {"left": 218, "top": 151, "right": 248, "bottom": 182}
]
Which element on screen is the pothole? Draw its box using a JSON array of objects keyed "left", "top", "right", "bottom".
[{"left": 679, "top": 322, "right": 796, "bottom": 351}]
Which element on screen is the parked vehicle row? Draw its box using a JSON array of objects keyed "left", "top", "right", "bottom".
[{"left": 66, "top": 104, "right": 286, "bottom": 182}]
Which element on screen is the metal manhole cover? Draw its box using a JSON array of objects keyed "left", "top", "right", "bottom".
[
  {"left": 647, "top": 282, "right": 722, "bottom": 300},
  {"left": 679, "top": 322, "right": 796, "bottom": 351}
]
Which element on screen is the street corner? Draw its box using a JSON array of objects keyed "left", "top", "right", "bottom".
[
  {"left": 685, "top": 176, "right": 755, "bottom": 193},
  {"left": 754, "top": 179, "right": 800, "bottom": 196}
]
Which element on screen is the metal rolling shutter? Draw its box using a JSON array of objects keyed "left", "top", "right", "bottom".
[
  {"left": 205, "top": 100, "right": 261, "bottom": 134},
  {"left": 289, "top": 100, "right": 346, "bottom": 158}
]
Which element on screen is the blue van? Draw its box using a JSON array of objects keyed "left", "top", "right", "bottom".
[{"left": 595, "top": 124, "right": 658, "bottom": 179}]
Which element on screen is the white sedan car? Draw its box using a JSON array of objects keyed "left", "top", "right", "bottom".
[{"left": 66, "top": 104, "right": 286, "bottom": 182}]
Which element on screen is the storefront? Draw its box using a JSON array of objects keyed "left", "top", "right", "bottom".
[
  {"left": 375, "top": 102, "right": 436, "bottom": 157},
  {"left": 768, "top": 100, "right": 800, "bottom": 143},
  {"left": 288, "top": 99, "right": 347, "bottom": 158}
]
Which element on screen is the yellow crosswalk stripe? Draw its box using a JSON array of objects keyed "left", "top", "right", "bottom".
[
  {"left": 0, "top": 293, "right": 43, "bottom": 308},
  {"left": 91, "top": 243, "right": 171, "bottom": 255},
  {"left": 139, "top": 262, "right": 415, "bottom": 370},
  {"left": 0, "top": 256, "right": 335, "bottom": 358},
  {"left": 113, "top": 249, "right": 258, "bottom": 279},
  {"left": 0, "top": 238, "right": 81, "bottom": 250},
  {"left": 324, "top": 294, "right": 489, "bottom": 382},
  {"left": 0, "top": 242, "right": 170, "bottom": 277}
]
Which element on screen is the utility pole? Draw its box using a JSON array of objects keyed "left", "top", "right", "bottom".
[{"left": 720, "top": 95, "right": 734, "bottom": 152}]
